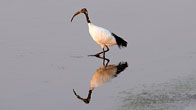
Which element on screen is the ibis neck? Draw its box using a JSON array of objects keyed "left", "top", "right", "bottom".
[{"left": 84, "top": 13, "right": 91, "bottom": 23}]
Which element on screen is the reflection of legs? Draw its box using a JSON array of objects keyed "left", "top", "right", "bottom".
[
  {"left": 94, "top": 55, "right": 110, "bottom": 66},
  {"left": 102, "top": 47, "right": 105, "bottom": 58},
  {"left": 103, "top": 56, "right": 110, "bottom": 66}
]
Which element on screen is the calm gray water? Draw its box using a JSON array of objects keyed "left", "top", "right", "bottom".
[{"left": 0, "top": 0, "right": 196, "bottom": 110}]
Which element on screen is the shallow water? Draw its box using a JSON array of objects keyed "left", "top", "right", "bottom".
[{"left": 0, "top": 0, "right": 196, "bottom": 110}]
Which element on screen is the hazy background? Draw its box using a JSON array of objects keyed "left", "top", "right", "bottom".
[{"left": 0, "top": 0, "right": 196, "bottom": 110}]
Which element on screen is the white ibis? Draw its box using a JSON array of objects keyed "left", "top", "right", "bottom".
[
  {"left": 71, "top": 8, "right": 127, "bottom": 57},
  {"left": 73, "top": 58, "right": 128, "bottom": 104}
]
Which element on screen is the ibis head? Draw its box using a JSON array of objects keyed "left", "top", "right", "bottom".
[{"left": 71, "top": 8, "right": 88, "bottom": 22}]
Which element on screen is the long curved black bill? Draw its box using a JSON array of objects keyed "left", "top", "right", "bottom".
[{"left": 71, "top": 11, "right": 81, "bottom": 22}]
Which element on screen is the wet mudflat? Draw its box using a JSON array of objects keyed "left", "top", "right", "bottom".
[{"left": 0, "top": 0, "right": 196, "bottom": 110}]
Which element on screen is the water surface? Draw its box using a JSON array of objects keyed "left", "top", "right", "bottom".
[{"left": 0, "top": 0, "right": 196, "bottom": 110}]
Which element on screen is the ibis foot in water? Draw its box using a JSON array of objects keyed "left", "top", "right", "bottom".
[
  {"left": 88, "top": 54, "right": 100, "bottom": 57},
  {"left": 88, "top": 45, "right": 109, "bottom": 58}
]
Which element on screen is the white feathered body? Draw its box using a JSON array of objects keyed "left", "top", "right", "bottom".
[{"left": 88, "top": 23, "right": 116, "bottom": 48}]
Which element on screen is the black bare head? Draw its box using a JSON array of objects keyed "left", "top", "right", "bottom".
[{"left": 71, "top": 8, "right": 91, "bottom": 23}]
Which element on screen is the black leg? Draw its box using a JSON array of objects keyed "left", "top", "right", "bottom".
[
  {"left": 102, "top": 45, "right": 109, "bottom": 58},
  {"left": 88, "top": 45, "right": 109, "bottom": 57},
  {"left": 88, "top": 48, "right": 104, "bottom": 57},
  {"left": 96, "top": 47, "right": 105, "bottom": 57},
  {"left": 105, "top": 45, "right": 109, "bottom": 53}
]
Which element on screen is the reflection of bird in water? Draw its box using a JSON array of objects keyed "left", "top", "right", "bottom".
[
  {"left": 71, "top": 8, "right": 127, "bottom": 58},
  {"left": 73, "top": 57, "right": 128, "bottom": 104}
]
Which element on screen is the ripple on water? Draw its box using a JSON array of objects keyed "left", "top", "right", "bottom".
[{"left": 119, "top": 74, "right": 196, "bottom": 110}]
